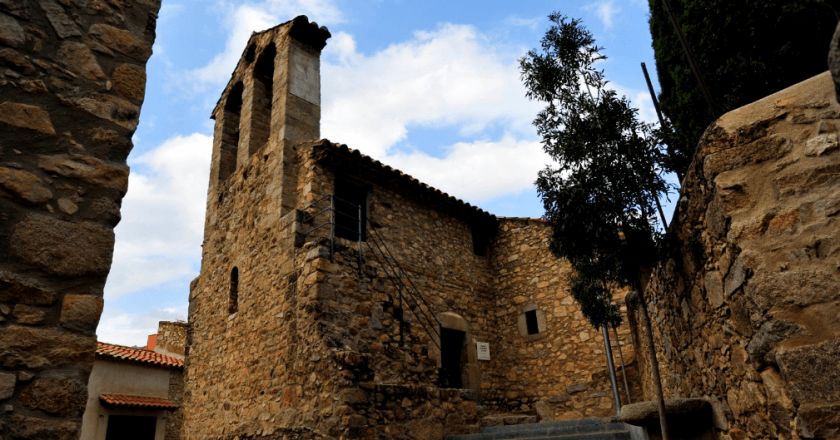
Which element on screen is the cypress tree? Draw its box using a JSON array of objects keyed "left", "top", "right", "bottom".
[{"left": 650, "top": 0, "right": 837, "bottom": 176}]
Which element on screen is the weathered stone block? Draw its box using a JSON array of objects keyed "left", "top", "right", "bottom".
[
  {"left": 59, "top": 294, "right": 104, "bottom": 333},
  {"left": 7, "top": 414, "right": 80, "bottom": 440},
  {"left": 0, "top": 371, "right": 15, "bottom": 400},
  {"left": 0, "top": 12, "right": 25, "bottom": 47},
  {"left": 0, "top": 102, "right": 55, "bottom": 135},
  {"left": 0, "top": 325, "right": 95, "bottom": 370},
  {"left": 13, "top": 304, "right": 46, "bottom": 324},
  {"left": 56, "top": 42, "right": 106, "bottom": 81},
  {"left": 61, "top": 94, "right": 141, "bottom": 131},
  {"left": 19, "top": 378, "right": 86, "bottom": 417},
  {"left": 112, "top": 63, "right": 147, "bottom": 101},
  {"left": 776, "top": 339, "right": 840, "bottom": 403},
  {"left": 746, "top": 270, "right": 839, "bottom": 313},
  {"left": 800, "top": 403, "right": 840, "bottom": 439},
  {"left": 0, "top": 271, "right": 57, "bottom": 305},
  {"left": 12, "top": 214, "right": 115, "bottom": 276},
  {"left": 566, "top": 383, "right": 588, "bottom": 394},
  {"left": 704, "top": 271, "right": 724, "bottom": 308},
  {"left": 88, "top": 24, "right": 152, "bottom": 61},
  {"left": 0, "top": 167, "right": 52, "bottom": 204},
  {"left": 746, "top": 320, "right": 801, "bottom": 366},
  {"left": 39, "top": 0, "right": 81, "bottom": 38},
  {"left": 38, "top": 154, "right": 129, "bottom": 191}
]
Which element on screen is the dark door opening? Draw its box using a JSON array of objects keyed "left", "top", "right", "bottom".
[
  {"left": 106, "top": 415, "right": 157, "bottom": 440},
  {"left": 334, "top": 179, "right": 367, "bottom": 241},
  {"left": 440, "top": 327, "right": 465, "bottom": 388}
]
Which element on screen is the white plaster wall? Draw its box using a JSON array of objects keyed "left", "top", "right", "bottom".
[{"left": 80, "top": 359, "right": 172, "bottom": 440}]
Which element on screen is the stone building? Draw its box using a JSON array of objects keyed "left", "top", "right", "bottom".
[
  {"left": 629, "top": 71, "right": 840, "bottom": 439},
  {"left": 146, "top": 321, "right": 188, "bottom": 361},
  {"left": 80, "top": 341, "right": 184, "bottom": 440},
  {"left": 0, "top": 0, "right": 160, "bottom": 438},
  {"left": 182, "top": 16, "right": 641, "bottom": 440}
]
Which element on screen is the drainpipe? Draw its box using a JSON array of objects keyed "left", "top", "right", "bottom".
[{"left": 602, "top": 325, "right": 622, "bottom": 416}]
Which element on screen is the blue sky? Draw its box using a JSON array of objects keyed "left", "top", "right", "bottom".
[{"left": 98, "top": 0, "right": 673, "bottom": 346}]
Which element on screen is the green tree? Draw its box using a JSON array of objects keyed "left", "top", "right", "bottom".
[
  {"left": 520, "top": 14, "right": 673, "bottom": 438},
  {"left": 650, "top": 0, "right": 836, "bottom": 176}
]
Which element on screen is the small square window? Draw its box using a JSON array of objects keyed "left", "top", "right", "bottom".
[{"left": 525, "top": 310, "right": 539, "bottom": 335}]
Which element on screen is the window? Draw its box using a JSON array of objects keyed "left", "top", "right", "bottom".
[
  {"left": 229, "top": 267, "right": 239, "bottom": 315},
  {"left": 518, "top": 304, "right": 546, "bottom": 339},
  {"left": 218, "top": 82, "right": 243, "bottom": 183},
  {"left": 334, "top": 179, "right": 367, "bottom": 242},
  {"left": 250, "top": 43, "right": 276, "bottom": 154},
  {"left": 525, "top": 310, "right": 539, "bottom": 335},
  {"left": 470, "top": 222, "right": 494, "bottom": 256}
]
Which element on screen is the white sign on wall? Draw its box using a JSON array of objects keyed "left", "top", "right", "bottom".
[{"left": 476, "top": 342, "right": 490, "bottom": 361}]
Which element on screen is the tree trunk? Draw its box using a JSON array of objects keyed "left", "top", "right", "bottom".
[{"left": 632, "top": 278, "right": 670, "bottom": 440}]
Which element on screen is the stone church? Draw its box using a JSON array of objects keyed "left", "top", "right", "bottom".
[{"left": 181, "top": 15, "right": 641, "bottom": 440}]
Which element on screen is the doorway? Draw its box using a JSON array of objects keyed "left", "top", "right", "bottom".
[
  {"left": 105, "top": 415, "right": 157, "bottom": 440},
  {"left": 440, "top": 327, "right": 465, "bottom": 388}
]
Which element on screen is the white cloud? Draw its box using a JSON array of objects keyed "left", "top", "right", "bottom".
[
  {"left": 385, "top": 135, "right": 547, "bottom": 202},
  {"left": 98, "top": 304, "right": 188, "bottom": 347},
  {"left": 106, "top": 133, "right": 212, "bottom": 299},
  {"left": 587, "top": 0, "right": 620, "bottom": 29},
  {"left": 182, "top": 0, "right": 343, "bottom": 91},
  {"left": 504, "top": 16, "right": 541, "bottom": 31},
  {"left": 321, "top": 24, "right": 543, "bottom": 160}
]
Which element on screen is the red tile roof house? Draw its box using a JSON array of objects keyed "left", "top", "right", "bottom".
[{"left": 80, "top": 324, "right": 185, "bottom": 440}]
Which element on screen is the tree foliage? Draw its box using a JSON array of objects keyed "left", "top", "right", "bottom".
[
  {"left": 650, "top": 0, "right": 836, "bottom": 176},
  {"left": 520, "top": 14, "right": 670, "bottom": 329}
]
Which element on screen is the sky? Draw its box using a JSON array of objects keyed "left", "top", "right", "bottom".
[{"left": 97, "top": 0, "right": 675, "bottom": 346}]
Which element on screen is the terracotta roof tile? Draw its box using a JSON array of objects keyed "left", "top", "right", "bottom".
[
  {"left": 96, "top": 342, "right": 183, "bottom": 370},
  {"left": 99, "top": 393, "right": 178, "bottom": 410}
]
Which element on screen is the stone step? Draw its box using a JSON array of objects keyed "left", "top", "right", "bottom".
[
  {"left": 447, "top": 418, "right": 632, "bottom": 440},
  {"left": 447, "top": 431, "right": 631, "bottom": 440}
]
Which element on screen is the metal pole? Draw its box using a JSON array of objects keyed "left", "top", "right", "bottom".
[
  {"left": 659, "top": 0, "right": 717, "bottom": 119},
  {"left": 358, "top": 203, "right": 363, "bottom": 269},
  {"left": 654, "top": 197, "right": 669, "bottom": 230},
  {"left": 329, "top": 195, "right": 335, "bottom": 262},
  {"left": 613, "top": 324, "right": 633, "bottom": 404},
  {"left": 602, "top": 325, "right": 622, "bottom": 415},
  {"left": 641, "top": 62, "right": 684, "bottom": 184},
  {"left": 398, "top": 268, "right": 404, "bottom": 347}
]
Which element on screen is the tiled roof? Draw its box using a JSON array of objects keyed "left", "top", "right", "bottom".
[
  {"left": 96, "top": 342, "right": 184, "bottom": 370},
  {"left": 99, "top": 394, "right": 179, "bottom": 410},
  {"left": 317, "top": 141, "right": 495, "bottom": 219}
]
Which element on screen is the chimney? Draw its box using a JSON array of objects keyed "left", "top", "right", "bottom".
[{"left": 145, "top": 334, "right": 157, "bottom": 351}]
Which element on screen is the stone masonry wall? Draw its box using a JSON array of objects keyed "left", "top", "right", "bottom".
[
  {"left": 0, "top": 0, "right": 160, "bottom": 438},
  {"left": 487, "top": 218, "right": 644, "bottom": 421},
  {"left": 630, "top": 71, "right": 840, "bottom": 440},
  {"left": 156, "top": 320, "right": 187, "bottom": 359}
]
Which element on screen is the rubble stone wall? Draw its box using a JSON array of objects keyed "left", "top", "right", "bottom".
[
  {"left": 630, "top": 71, "right": 840, "bottom": 440},
  {"left": 156, "top": 321, "right": 187, "bottom": 360},
  {"left": 0, "top": 0, "right": 160, "bottom": 437},
  {"left": 488, "top": 218, "right": 644, "bottom": 420}
]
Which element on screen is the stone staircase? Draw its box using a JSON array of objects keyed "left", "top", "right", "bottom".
[{"left": 445, "top": 418, "right": 636, "bottom": 440}]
